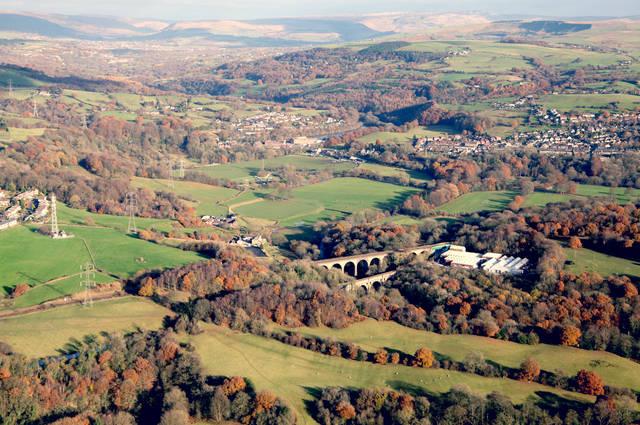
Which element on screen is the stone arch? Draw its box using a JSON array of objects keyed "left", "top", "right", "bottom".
[
  {"left": 332, "top": 263, "right": 343, "bottom": 272},
  {"left": 369, "top": 257, "right": 381, "bottom": 273},
  {"left": 373, "top": 281, "right": 382, "bottom": 291},
  {"left": 357, "top": 259, "right": 369, "bottom": 278},
  {"left": 359, "top": 285, "right": 369, "bottom": 294},
  {"left": 343, "top": 261, "right": 356, "bottom": 277}
]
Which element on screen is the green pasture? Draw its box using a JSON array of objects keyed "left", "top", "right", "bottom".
[
  {"left": 436, "top": 191, "right": 517, "bottom": 215},
  {"left": 2, "top": 272, "right": 115, "bottom": 311},
  {"left": 0, "top": 297, "right": 170, "bottom": 357},
  {"left": 538, "top": 93, "right": 640, "bottom": 112},
  {"left": 293, "top": 319, "right": 640, "bottom": 394},
  {"left": 131, "top": 177, "right": 239, "bottom": 216},
  {"left": 4, "top": 127, "right": 46, "bottom": 141},
  {"left": 195, "top": 155, "right": 356, "bottom": 182},
  {"left": 62, "top": 226, "right": 205, "bottom": 279},
  {"left": 358, "top": 163, "right": 432, "bottom": 182},
  {"left": 0, "top": 226, "right": 92, "bottom": 294},
  {"left": 564, "top": 244, "right": 640, "bottom": 279},
  {"left": 186, "top": 325, "right": 594, "bottom": 425},
  {"left": 358, "top": 126, "right": 456, "bottom": 145}
]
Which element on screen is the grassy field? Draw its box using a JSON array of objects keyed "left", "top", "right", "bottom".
[
  {"left": 358, "top": 126, "right": 456, "bottom": 144},
  {"left": 131, "top": 177, "right": 239, "bottom": 216},
  {"left": 357, "top": 163, "right": 432, "bottom": 182},
  {"left": 195, "top": 155, "right": 356, "bottom": 182},
  {"left": 56, "top": 201, "right": 176, "bottom": 232},
  {"left": 292, "top": 319, "right": 640, "bottom": 393},
  {"left": 232, "top": 178, "right": 419, "bottom": 226},
  {"left": 186, "top": 325, "right": 594, "bottom": 425},
  {"left": 564, "top": 244, "right": 640, "bottom": 279},
  {"left": 4, "top": 127, "right": 46, "bottom": 141},
  {"left": 3, "top": 272, "right": 116, "bottom": 311},
  {"left": 0, "top": 226, "right": 92, "bottom": 293},
  {"left": 0, "top": 297, "right": 170, "bottom": 358},
  {"left": 62, "top": 226, "right": 205, "bottom": 279},
  {"left": 0, "top": 223, "right": 205, "bottom": 295},
  {"left": 522, "top": 186, "right": 640, "bottom": 208},
  {"left": 538, "top": 93, "right": 640, "bottom": 112},
  {"left": 436, "top": 191, "right": 517, "bottom": 215}
]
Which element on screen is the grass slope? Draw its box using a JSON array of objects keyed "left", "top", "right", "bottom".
[
  {"left": 436, "top": 191, "right": 517, "bottom": 214},
  {"left": 564, "top": 245, "right": 640, "bottom": 279},
  {"left": 292, "top": 319, "right": 640, "bottom": 393},
  {"left": 3, "top": 272, "right": 115, "bottom": 311},
  {"left": 195, "top": 155, "right": 356, "bottom": 182},
  {"left": 0, "top": 226, "right": 92, "bottom": 294},
  {"left": 186, "top": 325, "right": 594, "bottom": 425},
  {"left": 0, "top": 297, "right": 170, "bottom": 358},
  {"left": 131, "top": 177, "right": 238, "bottom": 216},
  {"left": 63, "top": 226, "right": 205, "bottom": 279}
]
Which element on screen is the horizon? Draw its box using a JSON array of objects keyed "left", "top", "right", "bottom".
[{"left": 2, "top": 0, "right": 640, "bottom": 22}]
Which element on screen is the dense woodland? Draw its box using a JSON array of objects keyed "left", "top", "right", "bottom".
[
  {"left": 0, "top": 331, "right": 295, "bottom": 425},
  {"left": 314, "top": 386, "right": 636, "bottom": 425}
]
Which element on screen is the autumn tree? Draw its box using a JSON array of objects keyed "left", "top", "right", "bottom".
[
  {"left": 518, "top": 358, "right": 541, "bottom": 382},
  {"left": 373, "top": 349, "right": 388, "bottom": 364},
  {"left": 414, "top": 347, "right": 434, "bottom": 368},
  {"left": 559, "top": 325, "right": 581, "bottom": 347},
  {"left": 138, "top": 277, "right": 154, "bottom": 297},
  {"left": 567, "top": 236, "right": 582, "bottom": 249},
  {"left": 336, "top": 402, "right": 356, "bottom": 419},
  {"left": 576, "top": 369, "right": 604, "bottom": 395}
]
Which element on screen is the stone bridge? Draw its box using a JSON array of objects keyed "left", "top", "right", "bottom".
[
  {"left": 315, "top": 244, "right": 439, "bottom": 278},
  {"left": 342, "top": 271, "right": 396, "bottom": 292}
]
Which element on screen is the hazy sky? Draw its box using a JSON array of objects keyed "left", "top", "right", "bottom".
[{"left": 2, "top": 0, "right": 640, "bottom": 21}]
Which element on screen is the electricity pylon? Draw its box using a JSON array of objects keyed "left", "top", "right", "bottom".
[
  {"left": 80, "top": 262, "right": 95, "bottom": 307},
  {"left": 126, "top": 192, "right": 137, "bottom": 234},
  {"left": 50, "top": 194, "right": 59, "bottom": 236},
  {"left": 178, "top": 159, "right": 185, "bottom": 178}
]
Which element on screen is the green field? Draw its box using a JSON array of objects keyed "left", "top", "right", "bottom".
[
  {"left": 564, "top": 244, "right": 640, "bottom": 279},
  {"left": 56, "top": 201, "right": 176, "bottom": 232},
  {"left": 0, "top": 226, "right": 92, "bottom": 293},
  {"left": 538, "top": 93, "right": 640, "bottom": 112},
  {"left": 234, "top": 178, "right": 419, "bottom": 226},
  {"left": 2, "top": 272, "right": 115, "bottom": 311},
  {"left": 293, "top": 319, "right": 640, "bottom": 393},
  {"left": 131, "top": 177, "right": 238, "bottom": 216},
  {"left": 186, "top": 325, "right": 594, "bottom": 425},
  {"left": 0, "top": 223, "right": 204, "bottom": 295},
  {"left": 3, "top": 127, "right": 47, "bottom": 142},
  {"left": 195, "top": 155, "right": 356, "bottom": 182},
  {"left": 0, "top": 297, "right": 170, "bottom": 357},
  {"left": 522, "top": 186, "right": 640, "bottom": 208},
  {"left": 358, "top": 163, "right": 432, "bottom": 182},
  {"left": 358, "top": 126, "right": 456, "bottom": 144},
  {"left": 436, "top": 191, "right": 517, "bottom": 214},
  {"left": 62, "top": 226, "right": 205, "bottom": 279}
]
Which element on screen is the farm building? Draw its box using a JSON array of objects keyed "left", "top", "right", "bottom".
[{"left": 439, "top": 246, "right": 528, "bottom": 275}]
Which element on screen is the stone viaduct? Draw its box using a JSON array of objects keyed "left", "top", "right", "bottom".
[{"left": 315, "top": 244, "right": 442, "bottom": 281}]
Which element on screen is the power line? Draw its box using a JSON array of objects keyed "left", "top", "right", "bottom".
[
  {"left": 126, "top": 192, "right": 137, "bottom": 234},
  {"left": 32, "top": 98, "right": 38, "bottom": 118},
  {"left": 80, "top": 262, "right": 95, "bottom": 308}
]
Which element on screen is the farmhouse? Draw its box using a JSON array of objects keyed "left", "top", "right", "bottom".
[
  {"left": 229, "top": 234, "right": 264, "bottom": 248},
  {"left": 291, "top": 136, "right": 321, "bottom": 146}
]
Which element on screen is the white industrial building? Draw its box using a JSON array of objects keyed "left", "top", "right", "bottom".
[{"left": 439, "top": 246, "right": 528, "bottom": 275}]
